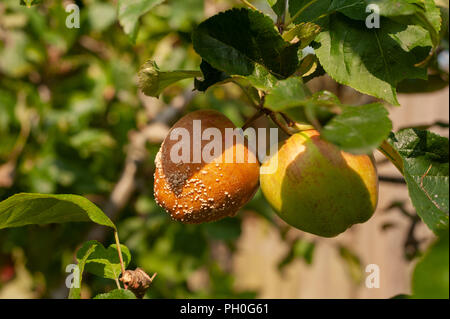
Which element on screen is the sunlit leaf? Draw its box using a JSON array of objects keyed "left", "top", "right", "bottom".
[
  {"left": 0, "top": 193, "right": 116, "bottom": 230},
  {"left": 322, "top": 103, "right": 392, "bottom": 154},
  {"left": 192, "top": 8, "right": 299, "bottom": 91}
]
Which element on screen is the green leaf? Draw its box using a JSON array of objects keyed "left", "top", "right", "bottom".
[
  {"left": 328, "top": 0, "right": 442, "bottom": 49},
  {"left": 0, "top": 193, "right": 116, "bottom": 230},
  {"left": 138, "top": 60, "right": 201, "bottom": 97},
  {"left": 265, "top": 77, "right": 310, "bottom": 111},
  {"left": 194, "top": 60, "right": 231, "bottom": 92},
  {"left": 412, "top": 232, "right": 449, "bottom": 299},
  {"left": 192, "top": 8, "right": 299, "bottom": 91},
  {"left": 283, "top": 22, "right": 321, "bottom": 49},
  {"left": 94, "top": 289, "right": 137, "bottom": 299},
  {"left": 289, "top": 0, "right": 440, "bottom": 36},
  {"left": 265, "top": 88, "right": 336, "bottom": 125},
  {"left": 78, "top": 240, "right": 131, "bottom": 280},
  {"left": 328, "top": 0, "right": 419, "bottom": 20},
  {"left": 117, "top": 0, "right": 165, "bottom": 43},
  {"left": 68, "top": 241, "right": 98, "bottom": 299},
  {"left": 322, "top": 103, "right": 392, "bottom": 154},
  {"left": 315, "top": 14, "right": 432, "bottom": 105},
  {"left": 296, "top": 53, "right": 319, "bottom": 77},
  {"left": 387, "top": 129, "right": 449, "bottom": 234},
  {"left": 288, "top": 0, "right": 333, "bottom": 26}
]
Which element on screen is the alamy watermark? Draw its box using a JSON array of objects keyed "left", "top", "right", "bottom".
[
  {"left": 65, "top": 3, "right": 80, "bottom": 29},
  {"left": 365, "top": 264, "right": 380, "bottom": 288},
  {"left": 168, "top": 121, "right": 279, "bottom": 174},
  {"left": 65, "top": 263, "right": 80, "bottom": 289},
  {"left": 366, "top": 4, "right": 380, "bottom": 29}
]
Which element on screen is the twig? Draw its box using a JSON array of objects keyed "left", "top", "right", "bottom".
[
  {"left": 385, "top": 201, "right": 423, "bottom": 260},
  {"left": 404, "top": 216, "right": 422, "bottom": 260},
  {"left": 240, "top": 0, "right": 259, "bottom": 11},
  {"left": 114, "top": 231, "right": 126, "bottom": 281},
  {"left": 114, "top": 278, "right": 121, "bottom": 290},
  {"left": 280, "top": 112, "right": 295, "bottom": 127},
  {"left": 269, "top": 112, "right": 293, "bottom": 136},
  {"left": 379, "top": 175, "right": 406, "bottom": 184},
  {"left": 377, "top": 140, "right": 404, "bottom": 175}
]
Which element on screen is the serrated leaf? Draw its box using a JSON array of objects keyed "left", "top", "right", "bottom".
[
  {"left": 94, "top": 289, "right": 137, "bottom": 299},
  {"left": 289, "top": 0, "right": 440, "bottom": 34},
  {"left": 77, "top": 240, "right": 131, "bottom": 280},
  {"left": 192, "top": 8, "right": 299, "bottom": 91},
  {"left": 315, "top": 14, "right": 432, "bottom": 105},
  {"left": 138, "top": 60, "right": 201, "bottom": 97},
  {"left": 328, "top": 0, "right": 441, "bottom": 47},
  {"left": 118, "top": 0, "right": 164, "bottom": 43},
  {"left": 0, "top": 193, "right": 116, "bottom": 230},
  {"left": 388, "top": 129, "right": 449, "bottom": 234},
  {"left": 322, "top": 103, "right": 392, "bottom": 154},
  {"left": 412, "top": 232, "right": 449, "bottom": 298}
]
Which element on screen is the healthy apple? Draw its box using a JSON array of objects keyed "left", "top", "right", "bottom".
[{"left": 260, "top": 130, "right": 378, "bottom": 237}]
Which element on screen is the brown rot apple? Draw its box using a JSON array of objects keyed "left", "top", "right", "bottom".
[
  {"left": 260, "top": 130, "right": 378, "bottom": 237},
  {"left": 154, "top": 109, "right": 260, "bottom": 223}
]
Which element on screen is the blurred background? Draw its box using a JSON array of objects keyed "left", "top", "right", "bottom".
[{"left": 0, "top": 0, "right": 448, "bottom": 298}]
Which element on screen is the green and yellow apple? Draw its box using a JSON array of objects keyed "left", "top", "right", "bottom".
[{"left": 260, "top": 130, "right": 378, "bottom": 237}]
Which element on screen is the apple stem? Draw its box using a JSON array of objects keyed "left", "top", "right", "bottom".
[
  {"left": 114, "top": 230, "right": 126, "bottom": 288},
  {"left": 377, "top": 140, "right": 404, "bottom": 175},
  {"left": 239, "top": 0, "right": 259, "bottom": 11},
  {"left": 269, "top": 112, "right": 293, "bottom": 136}
]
